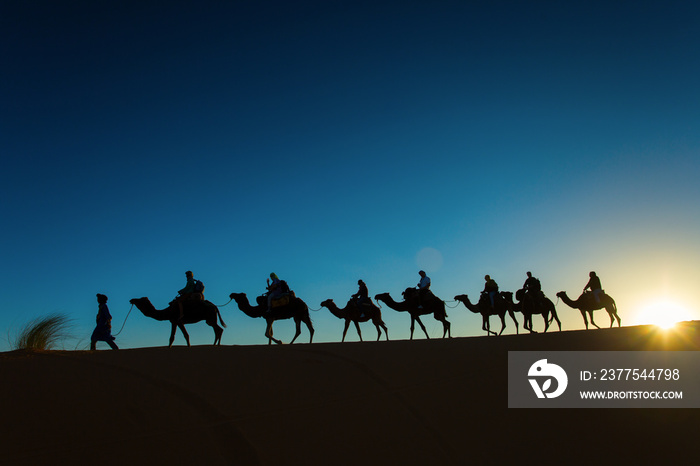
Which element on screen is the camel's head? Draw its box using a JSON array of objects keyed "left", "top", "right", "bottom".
[
  {"left": 320, "top": 299, "right": 334, "bottom": 308},
  {"left": 454, "top": 294, "right": 468, "bottom": 302},
  {"left": 129, "top": 297, "right": 150, "bottom": 306},
  {"left": 501, "top": 291, "right": 513, "bottom": 303},
  {"left": 555, "top": 291, "right": 566, "bottom": 299},
  {"left": 229, "top": 292, "right": 246, "bottom": 301},
  {"left": 375, "top": 293, "right": 390, "bottom": 302}
]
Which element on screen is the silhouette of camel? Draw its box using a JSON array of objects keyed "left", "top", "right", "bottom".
[
  {"left": 454, "top": 293, "right": 518, "bottom": 336},
  {"left": 129, "top": 297, "right": 226, "bottom": 347},
  {"left": 229, "top": 292, "right": 314, "bottom": 345},
  {"left": 320, "top": 298, "right": 389, "bottom": 342},
  {"left": 374, "top": 288, "right": 451, "bottom": 340},
  {"left": 556, "top": 291, "right": 621, "bottom": 329},
  {"left": 502, "top": 290, "right": 561, "bottom": 333}
]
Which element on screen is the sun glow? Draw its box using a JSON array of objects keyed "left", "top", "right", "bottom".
[{"left": 634, "top": 300, "right": 694, "bottom": 329}]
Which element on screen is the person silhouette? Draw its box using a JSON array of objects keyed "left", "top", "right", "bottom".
[
  {"left": 266, "top": 273, "right": 283, "bottom": 312},
  {"left": 483, "top": 275, "right": 499, "bottom": 309},
  {"left": 352, "top": 279, "right": 370, "bottom": 316},
  {"left": 417, "top": 270, "right": 431, "bottom": 290},
  {"left": 176, "top": 270, "right": 203, "bottom": 321},
  {"left": 583, "top": 271, "right": 603, "bottom": 303},
  {"left": 523, "top": 271, "right": 543, "bottom": 301},
  {"left": 90, "top": 294, "right": 118, "bottom": 350}
]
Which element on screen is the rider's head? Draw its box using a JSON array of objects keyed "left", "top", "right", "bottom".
[
  {"left": 484, "top": 275, "right": 490, "bottom": 281},
  {"left": 270, "top": 273, "right": 278, "bottom": 280},
  {"left": 419, "top": 270, "right": 426, "bottom": 277},
  {"left": 186, "top": 270, "right": 193, "bottom": 278},
  {"left": 589, "top": 271, "right": 596, "bottom": 277},
  {"left": 526, "top": 271, "right": 532, "bottom": 278}
]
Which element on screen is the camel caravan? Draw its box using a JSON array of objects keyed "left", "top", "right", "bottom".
[{"left": 116, "top": 269, "right": 621, "bottom": 348}]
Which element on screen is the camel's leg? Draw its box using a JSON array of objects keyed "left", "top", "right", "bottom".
[
  {"left": 342, "top": 319, "right": 352, "bottom": 341},
  {"left": 342, "top": 320, "right": 351, "bottom": 342},
  {"left": 588, "top": 311, "right": 600, "bottom": 329},
  {"left": 409, "top": 317, "right": 416, "bottom": 340},
  {"left": 508, "top": 310, "right": 519, "bottom": 335},
  {"left": 542, "top": 313, "right": 550, "bottom": 333},
  {"left": 374, "top": 323, "right": 381, "bottom": 341},
  {"left": 169, "top": 323, "right": 178, "bottom": 347},
  {"left": 529, "top": 315, "right": 538, "bottom": 333},
  {"left": 553, "top": 313, "right": 562, "bottom": 331},
  {"left": 289, "top": 318, "right": 302, "bottom": 344},
  {"left": 442, "top": 318, "right": 451, "bottom": 338},
  {"left": 483, "top": 316, "right": 496, "bottom": 336},
  {"left": 213, "top": 324, "right": 223, "bottom": 345},
  {"left": 265, "top": 321, "right": 282, "bottom": 345},
  {"left": 580, "top": 310, "right": 589, "bottom": 330},
  {"left": 498, "top": 314, "right": 507, "bottom": 335},
  {"left": 607, "top": 305, "right": 621, "bottom": 327},
  {"left": 415, "top": 316, "right": 429, "bottom": 339},
  {"left": 307, "top": 318, "right": 315, "bottom": 343},
  {"left": 381, "top": 321, "right": 389, "bottom": 341},
  {"left": 352, "top": 321, "right": 363, "bottom": 341},
  {"left": 178, "top": 323, "right": 190, "bottom": 347}
]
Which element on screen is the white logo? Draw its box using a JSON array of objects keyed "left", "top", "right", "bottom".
[{"left": 528, "top": 359, "right": 568, "bottom": 399}]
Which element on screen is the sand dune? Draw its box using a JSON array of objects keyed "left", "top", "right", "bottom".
[{"left": 2, "top": 323, "right": 699, "bottom": 465}]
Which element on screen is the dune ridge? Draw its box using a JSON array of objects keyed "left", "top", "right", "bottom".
[{"left": 2, "top": 322, "right": 699, "bottom": 465}]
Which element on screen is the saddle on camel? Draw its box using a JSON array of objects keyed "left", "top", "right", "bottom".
[
  {"left": 269, "top": 281, "right": 293, "bottom": 308},
  {"left": 174, "top": 271, "right": 205, "bottom": 321},
  {"left": 265, "top": 274, "right": 294, "bottom": 312}
]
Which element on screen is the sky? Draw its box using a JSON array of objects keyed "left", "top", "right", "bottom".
[{"left": 2, "top": 0, "right": 699, "bottom": 350}]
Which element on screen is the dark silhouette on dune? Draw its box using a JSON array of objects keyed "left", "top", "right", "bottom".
[
  {"left": 556, "top": 291, "right": 621, "bottom": 329},
  {"left": 375, "top": 288, "right": 451, "bottom": 340},
  {"left": 320, "top": 298, "right": 389, "bottom": 342},
  {"left": 454, "top": 292, "right": 518, "bottom": 336},
  {"left": 91, "top": 293, "right": 119, "bottom": 350},
  {"left": 229, "top": 292, "right": 314, "bottom": 345},
  {"left": 129, "top": 297, "right": 225, "bottom": 346},
  {"left": 502, "top": 289, "right": 561, "bottom": 333}
]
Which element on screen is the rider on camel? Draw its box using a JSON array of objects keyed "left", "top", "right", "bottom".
[
  {"left": 523, "top": 271, "right": 543, "bottom": 301},
  {"left": 176, "top": 271, "right": 204, "bottom": 321},
  {"left": 483, "top": 275, "right": 499, "bottom": 309},
  {"left": 583, "top": 271, "right": 603, "bottom": 303},
  {"left": 266, "top": 273, "right": 284, "bottom": 313}
]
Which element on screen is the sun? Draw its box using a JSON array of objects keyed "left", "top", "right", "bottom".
[{"left": 634, "top": 300, "right": 694, "bottom": 329}]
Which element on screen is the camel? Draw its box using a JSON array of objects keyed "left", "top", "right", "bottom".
[
  {"left": 374, "top": 288, "right": 451, "bottom": 340},
  {"left": 320, "top": 298, "right": 389, "bottom": 342},
  {"left": 129, "top": 297, "right": 226, "bottom": 347},
  {"left": 229, "top": 292, "right": 314, "bottom": 345},
  {"left": 502, "top": 290, "right": 561, "bottom": 333},
  {"left": 556, "top": 291, "right": 621, "bottom": 329},
  {"left": 454, "top": 293, "right": 518, "bottom": 336}
]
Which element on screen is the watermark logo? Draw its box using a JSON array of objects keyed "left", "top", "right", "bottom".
[{"left": 528, "top": 359, "right": 568, "bottom": 399}]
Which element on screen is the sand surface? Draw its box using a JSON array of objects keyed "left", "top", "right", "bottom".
[{"left": 2, "top": 323, "right": 699, "bottom": 465}]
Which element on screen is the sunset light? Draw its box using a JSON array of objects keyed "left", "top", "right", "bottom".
[{"left": 633, "top": 300, "right": 694, "bottom": 329}]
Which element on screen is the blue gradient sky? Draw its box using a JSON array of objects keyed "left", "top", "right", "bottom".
[{"left": 2, "top": 1, "right": 699, "bottom": 350}]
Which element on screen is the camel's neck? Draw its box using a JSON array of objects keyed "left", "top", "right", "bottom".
[
  {"left": 378, "top": 295, "right": 409, "bottom": 312},
  {"left": 456, "top": 296, "right": 480, "bottom": 314},
  {"left": 558, "top": 292, "right": 579, "bottom": 308},
  {"left": 233, "top": 296, "right": 264, "bottom": 318},
  {"left": 135, "top": 300, "right": 173, "bottom": 321},
  {"left": 326, "top": 303, "right": 347, "bottom": 319}
]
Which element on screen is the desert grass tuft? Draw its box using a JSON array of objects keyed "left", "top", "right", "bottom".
[{"left": 13, "top": 313, "right": 74, "bottom": 350}]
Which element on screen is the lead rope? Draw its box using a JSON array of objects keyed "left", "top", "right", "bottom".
[{"left": 113, "top": 304, "right": 134, "bottom": 336}]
